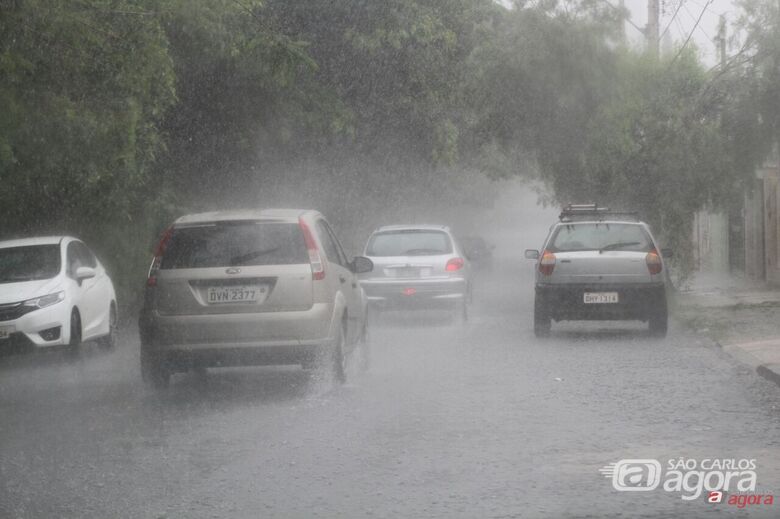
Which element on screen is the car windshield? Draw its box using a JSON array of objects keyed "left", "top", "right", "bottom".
[
  {"left": 160, "top": 222, "right": 308, "bottom": 268},
  {"left": 366, "top": 230, "right": 452, "bottom": 256},
  {"left": 548, "top": 223, "right": 653, "bottom": 252},
  {"left": 0, "top": 245, "right": 61, "bottom": 284}
]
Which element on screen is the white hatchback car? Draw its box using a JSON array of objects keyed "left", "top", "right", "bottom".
[{"left": 0, "top": 236, "right": 117, "bottom": 355}]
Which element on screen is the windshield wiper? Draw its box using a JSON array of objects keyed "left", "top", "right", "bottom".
[{"left": 599, "top": 241, "right": 641, "bottom": 254}]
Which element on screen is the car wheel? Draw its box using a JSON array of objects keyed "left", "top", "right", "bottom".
[
  {"left": 649, "top": 311, "right": 668, "bottom": 337},
  {"left": 98, "top": 303, "right": 117, "bottom": 350},
  {"left": 66, "top": 309, "right": 82, "bottom": 358},
  {"left": 533, "top": 297, "right": 551, "bottom": 337},
  {"left": 332, "top": 324, "right": 347, "bottom": 384},
  {"left": 140, "top": 346, "right": 170, "bottom": 389}
]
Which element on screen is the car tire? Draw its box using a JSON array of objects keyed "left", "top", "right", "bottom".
[
  {"left": 66, "top": 309, "right": 82, "bottom": 358},
  {"left": 533, "top": 297, "right": 551, "bottom": 337},
  {"left": 98, "top": 303, "right": 117, "bottom": 350},
  {"left": 649, "top": 311, "right": 668, "bottom": 337},
  {"left": 140, "top": 346, "right": 170, "bottom": 389},
  {"left": 332, "top": 324, "right": 347, "bottom": 384}
]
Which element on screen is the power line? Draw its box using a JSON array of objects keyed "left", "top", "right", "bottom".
[
  {"left": 660, "top": 0, "right": 685, "bottom": 40},
  {"left": 601, "top": 0, "right": 645, "bottom": 35},
  {"left": 682, "top": 1, "right": 713, "bottom": 41},
  {"left": 669, "top": 0, "right": 714, "bottom": 65},
  {"left": 674, "top": 14, "right": 688, "bottom": 42},
  {"left": 686, "top": 0, "right": 721, "bottom": 17}
]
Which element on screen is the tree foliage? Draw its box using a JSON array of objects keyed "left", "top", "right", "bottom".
[
  {"left": 1, "top": 0, "right": 777, "bottom": 299},
  {"left": 0, "top": 0, "right": 176, "bottom": 229}
]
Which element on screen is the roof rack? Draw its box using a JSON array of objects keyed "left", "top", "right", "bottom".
[{"left": 559, "top": 204, "right": 639, "bottom": 222}]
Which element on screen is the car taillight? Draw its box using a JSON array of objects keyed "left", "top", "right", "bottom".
[
  {"left": 539, "top": 250, "right": 556, "bottom": 276},
  {"left": 646, "top": 249, "right": 663, "bottom": 275},
  {"left": 299, "top": 218, "right": 325, "bottom": 281},
  {"left": 147, "top": 225, "right": 174, "bottom": 287},
  {"left": 445, "top": 258, "right": 465, "bottom": 272}
]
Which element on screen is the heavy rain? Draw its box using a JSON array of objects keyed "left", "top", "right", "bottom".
[{"left": 1, "top": 1, "right": 780, "bottom": 518}]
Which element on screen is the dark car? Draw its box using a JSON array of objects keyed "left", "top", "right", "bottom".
[{"left": 460, "top": 235, "right": 495, "bottom": 271}]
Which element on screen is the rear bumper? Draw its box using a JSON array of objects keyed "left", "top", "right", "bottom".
[
  {"left": 139, "top": 302, "right": 333, "bottom": 356},
  {"left": 536, "top": 283, "right": 666, "bottom": 321},
  {"left": 361, "top": 278, "right": 466, "bottom": 310},
  {"left": 157, "top": 341, "right": 328, "bottom": 368}
]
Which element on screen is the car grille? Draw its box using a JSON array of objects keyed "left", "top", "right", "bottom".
[{"left": 0, "top": 302, "right": 34, "bottom": 322}]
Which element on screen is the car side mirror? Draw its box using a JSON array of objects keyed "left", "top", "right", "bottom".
[
  {"left": 524, "top": 249, "right": 539, "bottom": 260},
  {"left": 661, "top": 248, "right": 674, "bottom": 259},
  {"left": 75, "top": 266, "right": 96, "bottom": 281},
  {"left": 351, "top": 256, "right": 374, "bottom": 274}
]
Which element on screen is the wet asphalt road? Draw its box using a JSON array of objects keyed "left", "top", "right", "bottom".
[{"left": 1, "top": 261, "right": 780, "bottom": 519}]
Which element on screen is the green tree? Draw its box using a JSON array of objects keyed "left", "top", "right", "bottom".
[{"left": 0, "top": 0, "right": 176, "bottom": 229}]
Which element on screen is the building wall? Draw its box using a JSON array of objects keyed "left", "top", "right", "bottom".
[
  {"left": 744, "top": 181, "right": 765, "bottom": 281},
  {"left": 693, "top": 209, "right": 729, "bottom": 273},
  {"left": 766, "top": 172, "right": 780, "bottom": 286}
]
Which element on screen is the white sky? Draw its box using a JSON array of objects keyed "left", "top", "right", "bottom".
[{"left": 622, "top": 0, "right": 738, "bottom": 64}]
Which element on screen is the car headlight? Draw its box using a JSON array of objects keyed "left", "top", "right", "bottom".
[{"left": 23, "top": 291, "right": 65, "bottom": 309}]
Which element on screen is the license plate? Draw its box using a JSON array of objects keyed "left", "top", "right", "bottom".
[
  {"left": 0, "top": 326, "right": 14, "bottom": 340},
  {"left": 207, "top": 285, "right": 266, "bottom": 304},
  {"left": 583, "top": 292, "right": 619, "bottom": 304},
  {"left": 389, "top": 267, "right": 431, "bottom": 278}
]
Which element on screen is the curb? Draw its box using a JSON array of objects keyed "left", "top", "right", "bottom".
[{"left": 718, "top": 341, "right": 780, "bottom": 389}]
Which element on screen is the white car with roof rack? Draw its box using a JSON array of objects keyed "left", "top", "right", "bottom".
[
  {"left": 524, "top": 204, "right": 673, "bottom": 337},
  {"left": 138, "top": 209, "right": 373, "bottom": 388},
  {"left": 0, "top": 236, "right": 117, "bottom": 355}
]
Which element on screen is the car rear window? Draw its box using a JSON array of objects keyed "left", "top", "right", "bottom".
[
  {"left": 160, "top": 222, "right": 308, "bottom": 269},
  {"left": 0, "top": 245, "right": 61, "bottom": 284},
  {"left": 548, "top": 223, "right": 653, "bottom": 252},
  {"left": 366, "top": 230, "right": 452, "bottom": 256}
]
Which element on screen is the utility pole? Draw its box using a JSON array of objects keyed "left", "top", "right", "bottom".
[
  {"left": 717, "top": 14, "right": 727, "bottom": 69},
  {"left": 647, "top": 0, "right": 660, "bottom": 58},
  {"left": 619, "top": 0, "right": 627, "bottom": 43}
]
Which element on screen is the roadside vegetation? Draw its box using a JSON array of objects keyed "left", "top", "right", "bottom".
[{"left": 2, "top": 0, "right": 779, "bottom": 306}]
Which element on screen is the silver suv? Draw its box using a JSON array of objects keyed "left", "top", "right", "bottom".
[
  {"left": 360, "top": 225, "right": 472, "bottom": 321},
  {"left": 138, "top": 209, "right": 373, "bottom": 388},
  {"left": 525, "top": 205, "right": 672, "bottom": 337}
]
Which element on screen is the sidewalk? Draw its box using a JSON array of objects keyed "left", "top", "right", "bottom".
[{"left": 675, "top": 272, "right": 780, "bottom": 387}]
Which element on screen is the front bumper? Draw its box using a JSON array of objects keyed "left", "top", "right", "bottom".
[
  {"left": 360, "top": 277, "right": 466, "bottom": 310},
  {"left": 0, "top": 301, "right": 70, "bottom": 352},
  {"left": 536, "top": 283, "right": 667, "bottom": 321}
]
